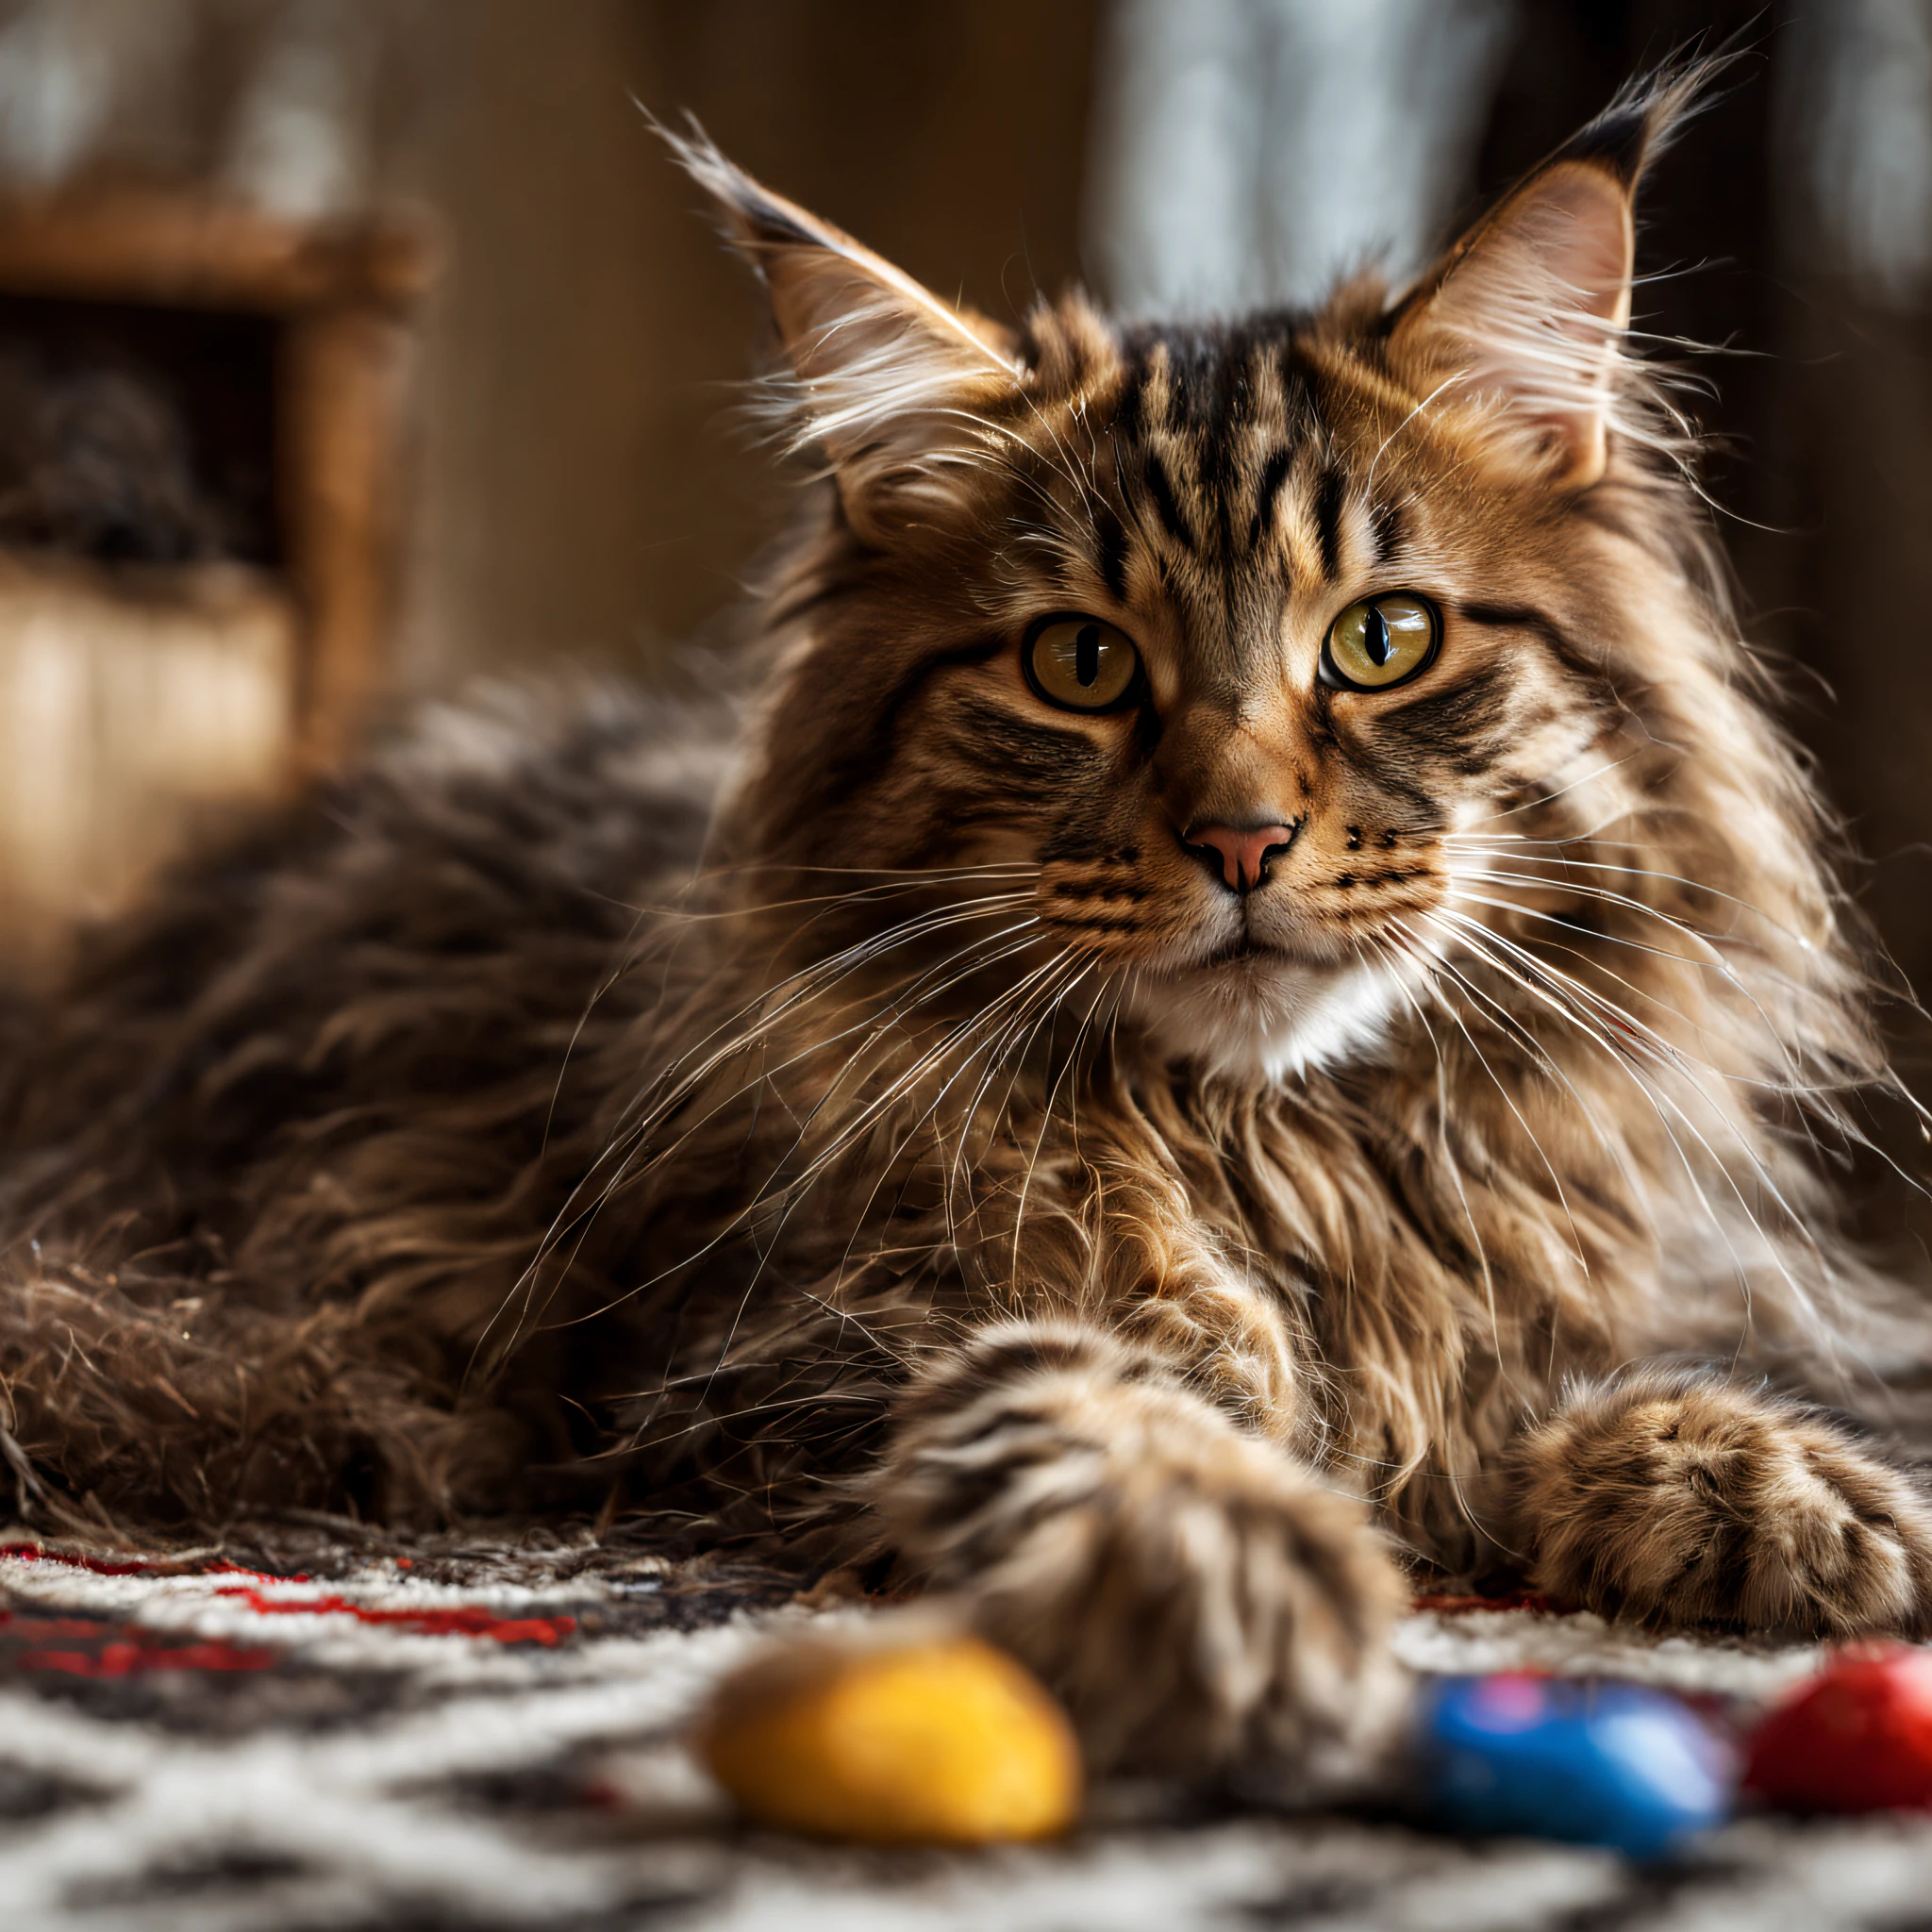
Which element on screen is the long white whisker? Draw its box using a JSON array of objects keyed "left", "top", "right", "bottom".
[
  {"left": 831, "top": 947, "right": 1089, "bottom": 1291},
  {"left": 1008, "top": 961, "right": 1107, "bottom": 1284},
  {"left": 483, "top": 906, "right": 1051, "bottom": 1360},
  {"left": 1412, "top": 909, "right": 1833, "bottom": 1343},
  {"left": 701, "top": 947, "right": 1096, "bottom": 1385},
  {"left": 1388, "top": 922, "right": 1595, "bottom": 1281},
  {"left": 1433, "top": 908, "right": 1840, "bottom": 1267},
  {"left": 1446, "top": 839, "right": 1832, "bottom": 956}
]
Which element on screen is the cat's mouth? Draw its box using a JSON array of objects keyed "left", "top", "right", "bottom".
[
  {"left": 1124, "top": 929, "right": 1420, "bottom": 1082},
  {"left": 1200, "top": 933, "right": 1282, "bottom": 967}
]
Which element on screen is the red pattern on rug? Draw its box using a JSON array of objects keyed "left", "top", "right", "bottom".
[{"left": 0, "top": 1541, "right": 576, "bottom": 1671}]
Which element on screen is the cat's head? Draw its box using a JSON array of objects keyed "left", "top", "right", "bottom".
[{"left": 675, "top": 69, "right": 1822, "bottom": 1086}]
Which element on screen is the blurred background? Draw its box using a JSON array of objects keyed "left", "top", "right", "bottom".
[{"left": 0, "top": 2, "right": 1924, "bottom": 1077}]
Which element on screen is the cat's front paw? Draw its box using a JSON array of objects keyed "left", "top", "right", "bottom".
[
  {"left": 877, "top": 1331, "right": 1410, "bottom": 1788},
  {"left": 1515, "top": 1375, "right": 1932, "bottom": 1638}
]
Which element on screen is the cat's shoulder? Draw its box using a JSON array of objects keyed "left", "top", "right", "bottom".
[{"left": 362, "top": 672, "right": 735, "bottom": 861}]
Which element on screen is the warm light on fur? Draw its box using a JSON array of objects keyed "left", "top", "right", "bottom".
[{"left": 2, "top": 63, "right": 1929, "bottom": 1786}]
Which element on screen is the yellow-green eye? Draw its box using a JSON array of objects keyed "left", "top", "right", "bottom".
[
  {"left": 1023, "top": 615, "right": 1141, "bottom": 712},
  {"left": 1321, "top": 593, "right": 1440, "bottom": 691}
]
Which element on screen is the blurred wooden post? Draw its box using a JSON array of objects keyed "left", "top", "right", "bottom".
[
  {"left": 0, "top": 187, "right": 435, "bottom": 970},
  {"left": 280, "top": 305, "right": 414, "bottom": 771}
]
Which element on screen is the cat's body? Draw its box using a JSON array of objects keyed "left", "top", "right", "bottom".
[{"left": 5, "top": 69, "right": 1932, "bottom": 1783}]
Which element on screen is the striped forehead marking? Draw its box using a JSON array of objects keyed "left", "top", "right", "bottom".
[{"left": 1099, "top": 322, "right": 1407, "bottom": 591}]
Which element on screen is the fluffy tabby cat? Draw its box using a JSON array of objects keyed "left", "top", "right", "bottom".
[{"left": 4, "top": 66, "right": 1931, "bottom": 1782}]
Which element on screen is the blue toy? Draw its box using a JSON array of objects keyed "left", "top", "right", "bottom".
[{"left": 1416, "top": 1674, "right": 1734, "bottom": 1858}]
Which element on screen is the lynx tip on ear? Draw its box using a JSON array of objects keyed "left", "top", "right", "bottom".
[{"left": 1387, "top": 52, "right": 1728, "bottom": 491}]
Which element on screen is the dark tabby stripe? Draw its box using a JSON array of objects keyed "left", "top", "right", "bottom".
[
  {"left": 1093, "top": 502, "right": 1131, "bottom": 604},
  {"left": 1141, "top": 451, "right": 1193, "bottom": 550},
  {"left": 1313, "top": 466, "right": 1345, "bottom": 580},
  {"left": 1390, "top": 663, "right": 1516, "bottom": 773},
  {"left": 822, "top": 636, "right": 1008, "bottom": 807},
  {"left": 1458, "top": 601, "right": 1611, "bottom": 690},
  {"left": 1369, "top": 495, "right": 1407, "bottom": 567},
  {"left": 951, "top": 698, "right": 1104, "bottom": 786},
  {"left": 1249, "top": 447, "right": 1293, "bottom": 554}
]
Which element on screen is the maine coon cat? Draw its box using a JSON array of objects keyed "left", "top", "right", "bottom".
[{"left": 3, "top": 64, "right": 1930, "bottom": 1783}]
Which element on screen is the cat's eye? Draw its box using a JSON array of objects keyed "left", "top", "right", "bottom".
[
  {"left": 1023, "top": 615, "right": 1142, "bottom": 713},
  {"left": 1320, "top": 593, "right": 1440, "bottom": 692}
]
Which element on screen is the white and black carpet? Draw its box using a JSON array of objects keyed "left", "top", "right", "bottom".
[{"left": 1, "top": 1530, "right": 1927, "bottom": 1931}]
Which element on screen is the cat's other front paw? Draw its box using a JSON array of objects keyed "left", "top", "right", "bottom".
[
  {"left": 877, "top": 1326, "right": 1411, "bottom": 1789},
  {"left": 1514, "top": 1374, "right": 1932, "bottom": 1638}
]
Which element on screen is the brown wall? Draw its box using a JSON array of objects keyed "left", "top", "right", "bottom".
[{"left": 391, "top": 0, "right": 1099, "bottom": 691}]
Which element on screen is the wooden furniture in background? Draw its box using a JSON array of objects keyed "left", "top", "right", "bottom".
[{"left": 0, "top": 186, "right": 433, "bottom": 973}]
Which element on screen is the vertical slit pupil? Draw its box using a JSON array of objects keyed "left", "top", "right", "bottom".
[
  {"left": 1074, "top": 624, "right": 1102, "bottom": 688},
  {"left": 1363, "top": 606, "right": 1391, "bottom": 666}
]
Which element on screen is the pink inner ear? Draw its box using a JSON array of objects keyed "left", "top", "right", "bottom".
[
  {"left": 1520, "top": 167, "right": 1636, "bottom": 333},
  {"left": 1399, "top": 159, "right": 1636, "bottom": 489}
]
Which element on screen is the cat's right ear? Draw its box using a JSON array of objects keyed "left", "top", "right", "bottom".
[
  {"left": 663, "top": 124, "right": 1024, "bottom": 515},
  {"left": 1386, "top": 61, "right": 1718, "bottom": 491}
]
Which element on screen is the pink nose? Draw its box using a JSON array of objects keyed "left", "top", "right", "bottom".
[{"left": 1186, "top": 823, "right": 1299, "bottom": 892}]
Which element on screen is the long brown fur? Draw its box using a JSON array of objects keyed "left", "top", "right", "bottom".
[{"left": 3, "top": 64, "right": 1930, "bottom": 1780}]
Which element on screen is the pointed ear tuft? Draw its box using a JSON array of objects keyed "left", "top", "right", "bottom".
[
  {"left": 656, "top": 117, "right": 1023, "bottom": 500},
  {"left": 1388, "top": 56, "right": 1726, "bottom": 491}
]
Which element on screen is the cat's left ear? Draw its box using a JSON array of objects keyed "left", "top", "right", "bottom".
[
  {"left": 1388, "top": 72, "right": 1703, "bottom": 491},
  {"left": 665, "top": 125, "right": 1023, "bottom": 508}
]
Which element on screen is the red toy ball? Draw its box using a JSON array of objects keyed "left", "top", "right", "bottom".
[{"left": 1745, "top": 1646, "right": 1932, "bottom": 1813}]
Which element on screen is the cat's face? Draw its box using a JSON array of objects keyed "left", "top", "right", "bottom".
[{"left": 688, "top": 112, "right": 1688, "bottom": 1081}]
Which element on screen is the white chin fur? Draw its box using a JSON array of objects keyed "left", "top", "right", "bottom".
[{"left": 1125, "top": 951, "right": 1416, "bottom": 1084}]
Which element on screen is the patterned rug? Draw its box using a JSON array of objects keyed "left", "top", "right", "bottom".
[{"left": 1, "top": 1527, "right": 1927, "bottom": 1931}]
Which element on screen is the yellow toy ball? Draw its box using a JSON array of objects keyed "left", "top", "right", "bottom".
[{"left": 698, "top": 1628, "right": 1083, "bottom": 1844}]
